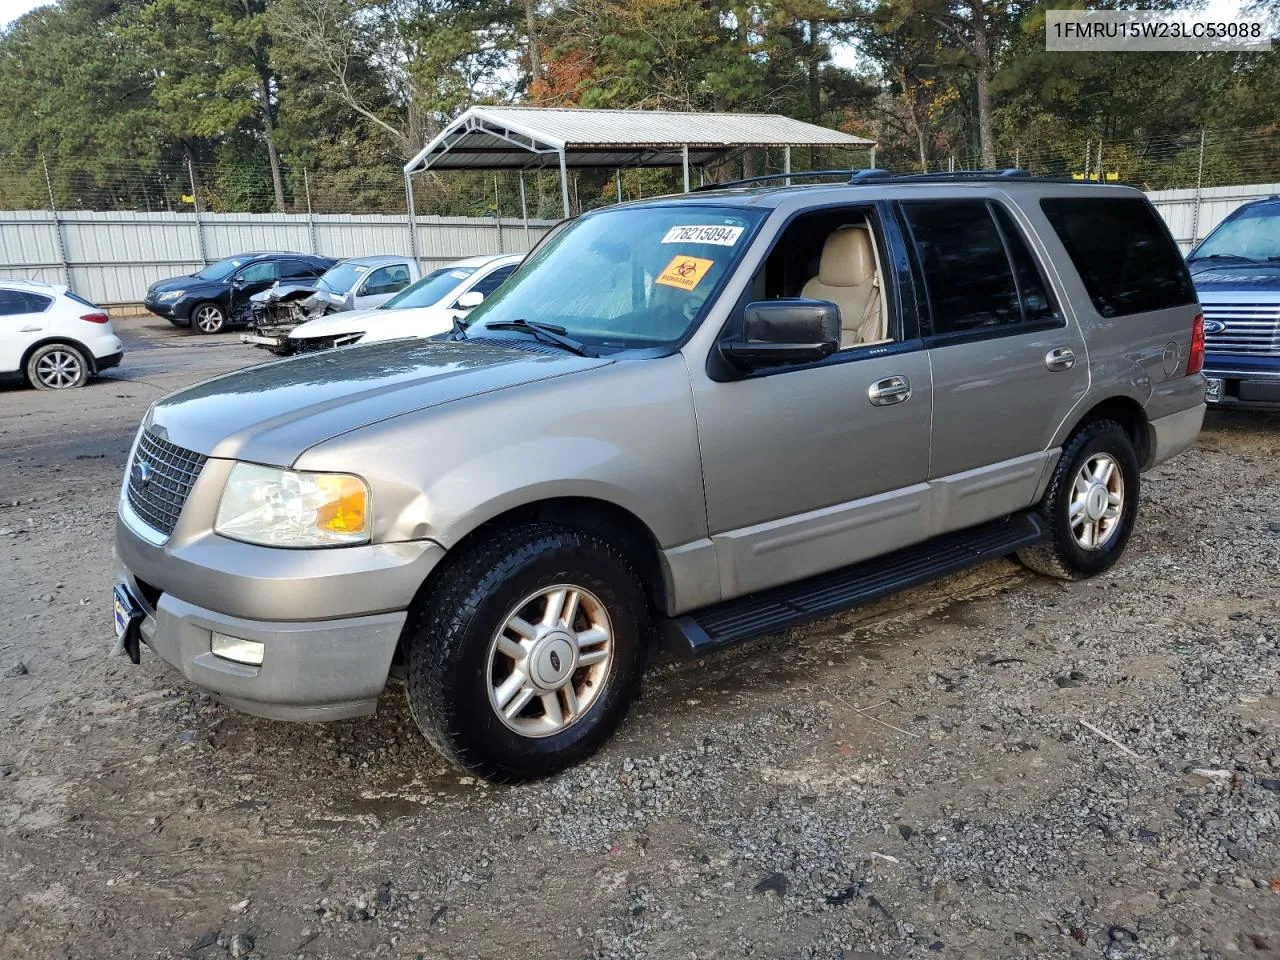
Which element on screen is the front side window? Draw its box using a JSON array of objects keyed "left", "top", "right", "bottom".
[
  {"left": 237, "top": 261, "right": 279, "bottom": 283},
  {"left": 1190, "top": 202, "right": 1280, "bottom": 263},
  {"left": 902, "top": 200, "right": 1022, "bottom": 335},
  {"left": 1041, "top": 197, "right": 1195, "bottom": 317},
  {"left": 467, "top": 263, "right": 517, "bottom": 299},
  {"left": 362, "top": 264, "right": 412, "bottom": 296},
  {"left": 382, "top": 266, "right": 477, "bottom": 309},
  {"left": 463, "top": 205, "right": 767, "bottom": 351}
]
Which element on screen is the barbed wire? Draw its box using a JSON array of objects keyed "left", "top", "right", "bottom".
[{"left": 1, "top": 125, "right": 1277, "bottom": 214}]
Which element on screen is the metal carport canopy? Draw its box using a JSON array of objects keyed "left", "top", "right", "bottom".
[{"left": 402, "top": 106, "right": 876, "bottom": 219}]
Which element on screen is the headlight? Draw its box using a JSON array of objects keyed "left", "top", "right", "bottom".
[
  {"left": 214, "top": 463, "right": 371, "bottom": 547},
  {"left": 157, "top": 290, "right": 185, "bottom": 301}
]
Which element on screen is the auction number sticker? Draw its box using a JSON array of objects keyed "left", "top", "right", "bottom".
[
  {"left": 656, "top": 255, "right": 714, "bottom": 291},
  {"left": 661, "top": 224, "right": 744, "bottom": 246}
]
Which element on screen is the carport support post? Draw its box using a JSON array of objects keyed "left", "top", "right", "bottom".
[
  {"left": 616, "top": 169, "right": 623, "bottom": 204},
  {"left": 682, "top": 145, "right": 690, "bottom": 193},
  {"left": 518, "top": 172, "right": 530, "bottom": 245},
  {"left": 187, "top": 157, "right": 208, "bottom": 267},
  {"left": 784, "top": 146, "right": 792, "bottom": 185},
  {"left": 404, "top": 171, "right": 421, "bottom": 266},
  {"left": 558, "top": 149, "right": 570, "bottom": 219}
]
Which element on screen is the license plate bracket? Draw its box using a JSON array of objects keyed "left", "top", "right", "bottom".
[
  {"left": 112, "top": 584, "right": 143, "bottom": 664},
  {"left": 1204, "top": 377, "right": 1223, "bottom": 404}
]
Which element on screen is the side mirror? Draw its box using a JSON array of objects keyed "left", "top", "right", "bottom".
[
  {"left": 722, "top": 299, "right": 840, "bottom": 370},
  {"left": 455, "top": 290, "right": 484, "bottom": 310}
]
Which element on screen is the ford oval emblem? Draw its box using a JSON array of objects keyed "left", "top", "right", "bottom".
[
  {"left": 133, "top": 460, "right": 153, "bottom": 488},
  {"left": 1203, "top": 319, "right": 1226, "bottom": 335}
]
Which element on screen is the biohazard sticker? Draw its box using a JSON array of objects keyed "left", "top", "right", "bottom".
[
  {"left": 660, "top": 224, "right": 744, "bottom": 246},
  {"left": 656, "top": 255, "right": 714, "bottom": 291}
]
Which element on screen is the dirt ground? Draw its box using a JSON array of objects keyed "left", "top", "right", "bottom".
[{"left": 1, "top": 319, "right": 1277, "bottom": 960}]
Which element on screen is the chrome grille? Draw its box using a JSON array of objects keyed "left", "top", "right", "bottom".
[
  {"left": 125, "top": 430, "right": 206, "bottom": 537},
  {"left": 1202, "top": 302, "right": 1280, "bottom": 357}
]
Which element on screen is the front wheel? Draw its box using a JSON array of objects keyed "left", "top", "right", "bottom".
[
  {"left": 405, "top": 523, "right": 649, "bottom": 782},
  {"left": 1017, "top": 418, "right": 1140, "bottom": 580},
  {"left": 190, "top": 302, "right": 226, "bottom": 334}
]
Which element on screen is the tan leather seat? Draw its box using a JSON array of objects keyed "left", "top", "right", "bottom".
[{"left": 801, "top": 226, "right": 882, "bottom": 347}]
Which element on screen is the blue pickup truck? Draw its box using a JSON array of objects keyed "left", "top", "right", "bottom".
[{"left": 1187, "top": 196, "right": 1280, "bottom": 410}]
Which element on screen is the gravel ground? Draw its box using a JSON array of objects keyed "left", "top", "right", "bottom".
[{"left": 1, "top": 319, "right": 1277, "bottom": 960}]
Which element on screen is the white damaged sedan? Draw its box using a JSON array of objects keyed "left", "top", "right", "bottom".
[{"left": 283, "top": 253, "right": 522, "bottom": 354}]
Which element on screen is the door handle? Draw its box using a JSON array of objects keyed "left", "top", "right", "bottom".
[
  {"left": 868, "top": 375, "right": 911, "bottom": 406},
  {"left": 1045, "top": 346, "right": 1076, "bottom": 371}
]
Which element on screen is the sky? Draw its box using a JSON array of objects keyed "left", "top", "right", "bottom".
[{"left": 0, "top": 0, "right": 1257, "bottom": 48}]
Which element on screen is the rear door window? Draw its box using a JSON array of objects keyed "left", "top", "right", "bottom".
[
  {"left": 901, "top": 200, "right": 1022, "bottom": 335},
  {"left": 1040, "top": 197, "right": 1195, "bottom": 317}
]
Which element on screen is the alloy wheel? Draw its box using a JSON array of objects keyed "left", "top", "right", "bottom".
[
  {"left": 35, "top": 348, "right": 84, "bottom": 389},
  {"left": 1069, "top": 453, "right": 1124, "bottom": 549},
  {"left": 194, "top": 305, "right": 224, "bottom": 333},
  {"left": 485, "top": 584, "right": 614, "bottom": 737}
]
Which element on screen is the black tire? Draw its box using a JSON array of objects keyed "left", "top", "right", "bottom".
[
  {"left": 190, "top": 301, "right": 226, "bottom": 334},
  {"left": 26, "top": 343, "right": 90, "bottom": 390},
  {"left": 1017, "top": 418, "right": 1140, "bottom": 580},
  {"left": 405, "top": 522, "right": 649, "bottom": 782}
]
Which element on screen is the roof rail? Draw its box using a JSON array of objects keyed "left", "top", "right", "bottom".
[
  {"left": 692, "top": 166, "right": 1084, "bottom": 194},
  {"left": 691, "top": 169, "right": 863, "bottom": 192}
]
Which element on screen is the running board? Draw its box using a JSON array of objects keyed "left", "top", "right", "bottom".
[{"left": 663, "top": 513, "right": 1045, "bottom": 658}]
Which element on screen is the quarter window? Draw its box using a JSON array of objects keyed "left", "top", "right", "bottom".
[{"left": 1040, "top": 197, "right": 1195, "bottom": 317}]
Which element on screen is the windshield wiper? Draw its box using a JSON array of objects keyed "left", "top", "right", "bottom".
[
  {"left": 1188, "top": 253, "right": 1258, "bottom": 263},
  {"left": 447, "top": 316, "right": 469, "bottom": 340},
  {"left": 483, "top": 319, "right": 597, "bottom": 357}
]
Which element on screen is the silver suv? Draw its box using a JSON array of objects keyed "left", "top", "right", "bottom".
[{"left": 113, "top": 172, "right": 1206, "bottom": 781}]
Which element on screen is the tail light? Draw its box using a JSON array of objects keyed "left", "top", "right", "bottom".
[
  {"left": 1187, "top": 312, "right": 1204, "bottom": 376},
  {"left": 81, "top": 312, "right": 110, "bottom": 324}
]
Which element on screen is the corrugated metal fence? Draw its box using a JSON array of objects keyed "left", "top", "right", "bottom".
[
  {"left": 0, "top": 210, "right": 555, "bottom": 306},
  {"left": 1, "top": 182, "right": 1277, "bottom": 305},
  {"left": 1147, "top": 182, "right": 1279, "bottom": 252}
]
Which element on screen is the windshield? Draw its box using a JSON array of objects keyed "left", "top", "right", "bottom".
[
  {"left": 462, "top": 205, "right": 766, "bottom": 350},
  {"left": 316, "top": 261, "right": 369, "bottom": 293},
  {"left": 1191, "top": 204, "right": 1280, "bottom": 262},
  {"left": 381, "top": 266, "right": 476, "bottom": 309},
  {"left": 195, "top": 256, "right": 249, "bottom": 281}
]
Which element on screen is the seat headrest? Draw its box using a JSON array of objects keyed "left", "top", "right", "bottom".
[{"left": 817, "top": 226, "right": 876, "bottom": 288}]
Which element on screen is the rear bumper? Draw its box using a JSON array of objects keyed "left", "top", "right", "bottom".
[
  {"left": 1147, "top": 403, "right": 1205, "bottom": 467},
  {"left": 95, "top": 350, "right": 123, "bottom": 371},
  {"left": 122, "top": 575, "right": 404, "bottom": 721}
]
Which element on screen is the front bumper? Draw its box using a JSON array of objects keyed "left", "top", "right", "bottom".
[
  {"left": 144, "top": 298, "right": 184, "bottom": 320},
  {"left": 1203, "top": 360, "right": 1280, "bottom": 410},
  {"left": 121, "top": 574, "right": 404, "bottom": 720},
  {"left": 115, "top": 504, "right": 446, "bottom": 720}
]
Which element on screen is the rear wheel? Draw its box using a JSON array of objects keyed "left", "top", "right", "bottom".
[
  {"left": 191, "top": 302, "right": 226, "bottom": 334},
  {"left": 405, "top": 523, "right": 648, "bottom": 782},
  {"left": 1017, "top": 418, "right": 1140, "bottom": 580},
  {"left": 27, "top": 343, "right": 89, "bottom": 390}
]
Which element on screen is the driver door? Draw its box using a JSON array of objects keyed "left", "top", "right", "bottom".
[
  {"left": 689, "top": 204, "right": 935, "bottom": 599},
  {"left": 231, "top": 261, "right": 281, "bottom": 321}
]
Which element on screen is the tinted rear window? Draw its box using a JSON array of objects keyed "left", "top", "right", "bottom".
[{"left": 1040, "top": 197, "right": 1195, "bottom": 317}]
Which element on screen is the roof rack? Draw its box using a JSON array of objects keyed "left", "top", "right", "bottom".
[{"left": 693, "top": 166, "right": 1082, "bottom": 193}]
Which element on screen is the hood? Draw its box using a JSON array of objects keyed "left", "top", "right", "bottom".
[
  {"left": 148, "top": 337, "right": 611, "bottom": 465},
  {"left": 1190, "top": 261, "right": 1280, "bottom": 295},
  {"left": 149, "top": 274, "right": 204, "bottom": 294},
  {"left": 289, "top": 307, "right": 390, "bottom": 339},
  {"left": 251, "top": 282, "right": 321, "bottom": 304}
]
